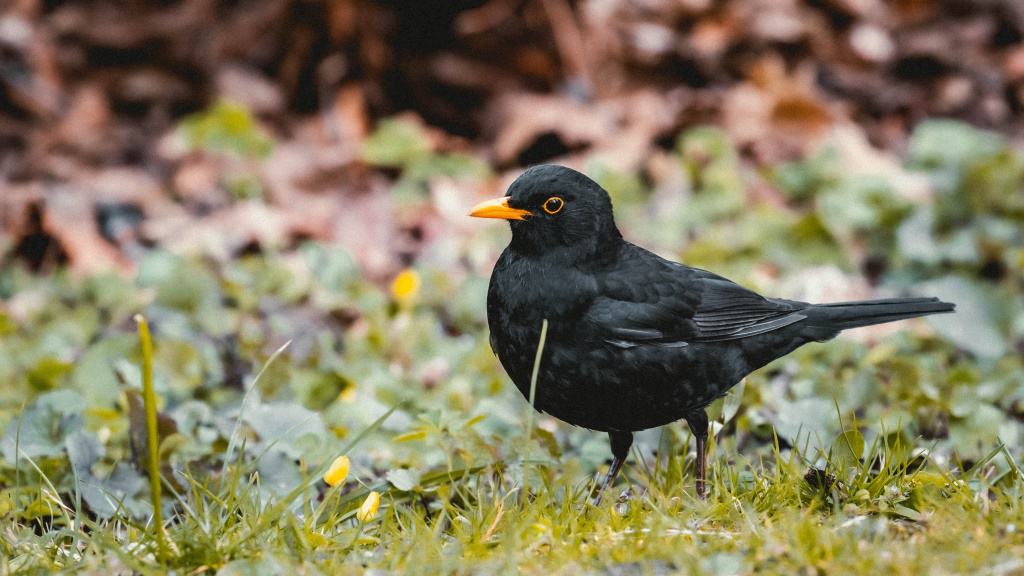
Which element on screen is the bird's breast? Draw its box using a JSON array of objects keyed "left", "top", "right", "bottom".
[
  {"left": 487, "top": 252, "right": 589, "bottom": 376},
  {"left": 487, "top": 252, "right": 596, "bottom": 324}
]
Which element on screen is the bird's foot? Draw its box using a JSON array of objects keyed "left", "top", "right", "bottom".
[
  {"left": 590, "top": 485, "right": 636, "bottom": 509},
  {"left": 613, "top": 486, "right": 638, "bottom": 514},
  {"left": 590, "top": 491, "right": 604, "bottom": 507},
  {"left": 590, "top": 482, "right": 609, "bottom": 506}
]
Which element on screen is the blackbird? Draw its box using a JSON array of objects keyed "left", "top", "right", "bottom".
[{"left": 470, "top": 164, "right": 955, "bottom": 502}]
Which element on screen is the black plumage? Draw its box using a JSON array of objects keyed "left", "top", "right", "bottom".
[{"left": 471, "top": 164, "right": 955, "bottom": 501}]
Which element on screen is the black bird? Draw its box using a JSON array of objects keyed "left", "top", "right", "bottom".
[{"left": 471, "top": 164, "right": 955, "bottom": 502}]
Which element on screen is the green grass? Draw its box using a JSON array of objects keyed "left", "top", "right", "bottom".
[{"left": 3, "top": 422, "right": 1023, "bottom": 574}]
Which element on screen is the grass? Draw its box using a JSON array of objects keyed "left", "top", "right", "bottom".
[{"left": 3, "top": 423, "right": 1023, "bottom": 574}]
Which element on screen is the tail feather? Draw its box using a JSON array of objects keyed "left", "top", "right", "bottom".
[{"left": 805, "top": 296, "right": 955, "bottom": 331}]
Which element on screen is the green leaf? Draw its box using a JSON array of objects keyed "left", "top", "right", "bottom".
[
  {"left": 404, "top": 152, "right": 489, "bottom": 182},
  {"left": 181, "top": 100, "right": 273, "bottom": 158},
  {"left": 817, "top": 176, "right": 909, "bottom": 242},
  {"left": 677, "top": 127, "right": 745, "bottom": 226},
  {"left": 831, "top": 429, "right": 865, "bottom": 472},
  {"left": 950, "top": 404, "right": 1006, "bottom": 459},
  {"left": 772, "top": 397, "right": 838, "bottom": 451},
  {"left": 302, "top": 243, "right": 360, "bottom": 294},
  {"left": 362, "top": 119, "right": 430, "bottom": 167},
  {"left": 72, "top": 335, "right": 137, "bottom": 407},
  {"left": 65, "top": 429, "right": 103, "bottom": 472},
  {"left": 895, "top": 208, "right": 942, "bottom": 265},
  {"left": 722, "top": 378, "right": 746, "bottom": 425},
  {"left": 138, "top": 251, "right": 221, "bottom": 314},
  {"left": 79, "top": 462, "right": 148, "bottom": 519},
  {"left": 907, "top": 120, "right": 1005, "bottom": 171},
  {"left": 892, "top": 504, "right": 924, "bottom": 522},
  {"left": 769, "top": 149, "right": 837, "bottom": 201},
  {"left": 906, "top": 120, "right": 1024, "bottom": 223},
  {"left": 26, "top": 356, "right": 74, "bottom": 392},
  {"left": 1, "top": 390, "right": 85, "bottom": 463},
  {"left": 244, "top": 401, "right": 328, "bottom": 459},
  {"left": 256, "top": 450, "right": 303, "bottom": 497},
  {"left": 917, "top": 275, "right": 1007, "bottom": 358},
  {"left": 386, "top": 468, "right": 422, "bottom": 492}
]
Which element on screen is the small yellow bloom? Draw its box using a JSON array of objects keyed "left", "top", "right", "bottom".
[
  {"left": 357, "top": 491, "right": 381, "bottom": 522},
  {"left": 323, "top": 455, "right": 350, "bottom": 487},
  {"left": 339, "top": 386, "right": 357, "bottom": 403},
  {"left": 390, "top": 269, "right": 421, "bottom": 305},
  {"left": 306, "top": 531, "right": 328, "bottom": 548}
]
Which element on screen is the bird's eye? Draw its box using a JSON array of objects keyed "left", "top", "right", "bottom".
[{"left": 543, "top": 196, "right": 564, "bottom": 215}]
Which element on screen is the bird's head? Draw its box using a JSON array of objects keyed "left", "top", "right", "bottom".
[{"left": 469, "top": 165, "right": 621, "bottom": 257}]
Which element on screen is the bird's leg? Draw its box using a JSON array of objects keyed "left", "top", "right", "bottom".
[
  {"left": 684, "top": 410, "right": 709, "bottom": 499},
  {"left": 592, "top": 430, "right": 633, "bottom": 505}
]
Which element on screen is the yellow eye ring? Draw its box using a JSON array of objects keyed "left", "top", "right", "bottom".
[{"left": 543, "top": 196, "right": 564, "bottom": 215}]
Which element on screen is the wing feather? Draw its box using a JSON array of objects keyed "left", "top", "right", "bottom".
[{"left": 582, "top": 248, "right": 809, "bottom": 348}]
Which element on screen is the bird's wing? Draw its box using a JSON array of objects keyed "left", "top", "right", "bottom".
[
  {"left": 583, "top": 248, "right": 806, "bottom": 348},
  {"left": 688, "top": 274, "right": 807, "bottom": 341},
  {"left": 585, "top": 296, "right": 697, "bottom": 348}
]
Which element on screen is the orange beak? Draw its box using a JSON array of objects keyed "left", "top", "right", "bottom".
[{"left": 468, "top": 196, "right": 531, "bottom": 221}]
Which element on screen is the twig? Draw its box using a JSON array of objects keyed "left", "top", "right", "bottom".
[{"left": 541, "top": 0, "right": 592, "bottom": 97}]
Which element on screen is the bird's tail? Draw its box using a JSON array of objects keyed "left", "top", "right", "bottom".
[{"left": 804, "top": 297, "right": 955, "bottom": 335}]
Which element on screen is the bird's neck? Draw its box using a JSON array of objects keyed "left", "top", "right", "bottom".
[{"left": 509, "top": 229, "right": 624, "bottom": 264}]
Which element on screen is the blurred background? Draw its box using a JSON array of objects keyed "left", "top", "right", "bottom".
[{"left": 1, "top": 0, "right": 1024, "bottom": 527}]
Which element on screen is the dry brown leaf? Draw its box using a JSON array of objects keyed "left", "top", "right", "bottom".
[
  {"left": 489, "top": 89, "right": 681, "bottom": 172},
  {"left": 849, "top": 23, "right": 895, "bottom": 63},
  {"left": 723, "top": 57, "right": 836, "bottom": 159},
  {"left": 43, "top": 188, "right": 133, "bottom": 275},
  {"left": 215, "top": 66, "right": 285, "bottom": 116},
  {"left": 327, "top": 182, "right": 398, "bottom": 281},
  {"left": 818, "top": 124, "right": 932, "bottom": 203}
]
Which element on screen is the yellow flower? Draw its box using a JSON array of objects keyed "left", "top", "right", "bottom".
[
  {"left": 323, "top": 455, "right": 350, "bottom": 487},
  {"left": 357, "top": 491, "right": 381, "bottom": 522},
  {"left": 339, "top": 385, "right": 357, "bottom": 403},
  {"left": 390, "top": 269, "right": 420, "bottom": 305}
]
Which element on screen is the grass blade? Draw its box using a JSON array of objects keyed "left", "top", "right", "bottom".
[{"left": 134, "top": 314, "right": 172, "bottom": 560}]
